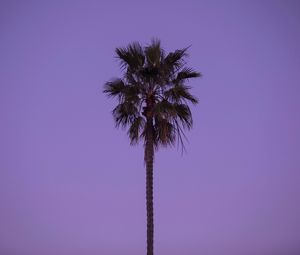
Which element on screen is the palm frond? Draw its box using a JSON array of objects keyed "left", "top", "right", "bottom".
[
  {"left": 103, "top": 79, "right": 126, "bottom": 98},
  {"left": 125, "top": 70, "right": 138, "bottom": 85},
  {"left": 104, "top": 79, "right": 142, "bottom": 105},
  {"left": 145, "top": 38, "right": 162, "bottom": 67},
  {"left": 124, "top": 84, "right": 141, "bottom": 104},
  {"left": 128, "top": 116, "right": 146, "bottom": 145},
  {"left": 176, "top": 67, "right": 202, "bottom": 81},
  {"left": 112, "top": 102, "right": 139, "bottom": 128},
  {"left": 154, "top": 118, "right": 176, "bottom": 147},
  {"left": 174, "top": 103, "right": 193, "bottom": 129},
  {"left": 164, "top": 47, "right": 188, "bottom": 73},
  {"left": 173, "top": 118, "right": 188, "bottom": 154},
  {"left": 164, "top": 84, "right": 199, "bottom": 104},
  {"left": 153, "top": 99, "right": 176, "bottom": 119},
  {"left": 116, "top": 42, "right": 145, "bottom": 70}
]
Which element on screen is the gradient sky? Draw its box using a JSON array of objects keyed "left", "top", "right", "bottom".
[{"left": 1, "top": 1, "right": 300, "bottom": 255}]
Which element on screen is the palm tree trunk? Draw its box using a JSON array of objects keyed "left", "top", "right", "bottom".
[{"left": 145, "top": 117, "right": 154, "bottom": 255}]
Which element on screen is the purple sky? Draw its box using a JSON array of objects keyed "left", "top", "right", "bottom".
[{"left": 1, "top": 1, "right": 300, "bottom": 254}]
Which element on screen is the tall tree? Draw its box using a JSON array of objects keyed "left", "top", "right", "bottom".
[{"left": 103, "top": 39, "right": 201, "bottom": 255}]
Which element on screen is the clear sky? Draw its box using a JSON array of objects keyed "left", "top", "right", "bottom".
[{"left": 1, "top": 1, "right": 300, "bottom": 254}]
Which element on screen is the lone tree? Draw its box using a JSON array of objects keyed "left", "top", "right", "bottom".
[{"left": 103, "top": 39, "right": 201, "bottom": 255}]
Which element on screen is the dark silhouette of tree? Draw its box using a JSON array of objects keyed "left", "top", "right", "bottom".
[{"left": 103, "top": 39, "right": 201, "bottom": 255}]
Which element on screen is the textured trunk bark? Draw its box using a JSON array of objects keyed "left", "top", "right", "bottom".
[{"left": 145, "top": 117, "right": 154, "bottom": 255}]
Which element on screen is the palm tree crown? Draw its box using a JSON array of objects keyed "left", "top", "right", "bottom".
[{"left": 104, "top": 39, "right": 201, "bottom": 150}]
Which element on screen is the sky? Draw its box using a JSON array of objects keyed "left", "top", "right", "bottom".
[{"left": 0, "top": 0, "right": 300, "bottom": 254}]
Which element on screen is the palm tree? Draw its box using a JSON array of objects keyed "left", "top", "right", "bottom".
[{"left": 103, "top": 39, "right": 201, "bottom": 255}]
